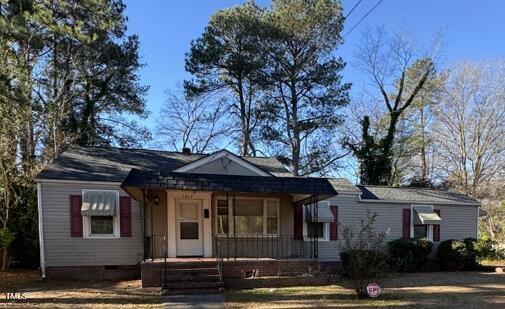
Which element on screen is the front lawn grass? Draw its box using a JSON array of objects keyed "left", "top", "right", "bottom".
[
  {"left": 0, "top": 270, "right": 165, "bottom": 308},
  {"left": 225, "top": 271, "right": 505, "bottom": 308}
]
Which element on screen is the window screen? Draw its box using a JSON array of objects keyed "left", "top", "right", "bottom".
[
  {"left": 307, "top": 222, "right": 324, "bottom": 239},
  {"left": 234, "top": 199, "right": 263, "bottom": 235},
  {"left": 90, "top": 216, "right": 114, "bottom": 234},
  {"left": 217, "top": 199, "right": 229, "bottom": 234},
  {"left": 266, "top": 201, "right": 278, "bottom": 234},
  {"left": 413, "top": 225, "right": 427, "bottom": 239}
]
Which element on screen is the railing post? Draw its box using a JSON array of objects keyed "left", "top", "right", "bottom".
[{"left": 163, "top": 235, "right": 167, "bottom": 289}]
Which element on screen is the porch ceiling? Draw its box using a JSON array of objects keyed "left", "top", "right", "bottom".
[{"left": 121, "top": 169, "right": 337, "bottom": 197}]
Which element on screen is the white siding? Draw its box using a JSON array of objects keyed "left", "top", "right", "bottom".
[
  {"left": 314, "top": 193, "right": 479, "bottom": 261},
  {"left": 40, "top": 182, "right": 143, "bottom": 266}
]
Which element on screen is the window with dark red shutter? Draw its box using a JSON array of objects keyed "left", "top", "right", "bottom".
[
  {"left": 120, "top": 196, "right": 132, "bottom": 237},
  {"left": 330, "top": 205, "right": 338, "bottom": 240},
  {"left": 433, "top": 209, "right": 441, "bottom": 241},
  {"left": 402, "top": 208, "right": 411, "bottom": 239},
  {"left": 70, "top": 195, "right": 83, "bottom": 237}
]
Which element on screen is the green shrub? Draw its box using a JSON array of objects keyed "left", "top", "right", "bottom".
[
  {"left": 340, "top": 249, "right": 389, "bottom": 297},
  {"left": 339, "top": 211, "right": 389, "bottom": 299},
  {"left": 474, "top": 234, "right": 505, "bottom": 260},
  {"left": 437, "top": 239, "right": 478, "bottom": 271},
  {"left": 387, "top": 238, "right": 433, "bottom": 272}
]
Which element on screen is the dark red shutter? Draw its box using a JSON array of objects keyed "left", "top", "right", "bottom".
[
  {"left": 70, "top": 195, "right": 83, "bottom": 237},
  {"left": 330, "top": 205, "right": 338, "bottom": 240},
  {"left": 433, "top": 209, "right": 441, "bottom": 241},
  {"left": 120, "top": 196, "right": 132, "bottom": 237},
  {"left": 402, "top": 208, "right": 411, "bottom": 239},
  {"left": 293, "top": 204, "right": 303, "bottom": 240}
]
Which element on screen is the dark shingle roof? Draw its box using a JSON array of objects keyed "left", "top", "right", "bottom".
[
  {"left": 35, "top": 145, "right": 292, "bottom": 182},
  {"left": 328, "top": 178, "right": 360, "bottom": 193},
  {"left": 357, "top": 185, "right": 478, "bottom": 204},
  {"left": 122, "top": 169, "right": 337, "bottom": 195}
]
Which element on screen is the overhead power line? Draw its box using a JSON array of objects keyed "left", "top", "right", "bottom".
[
  {"left": 343, "top": 0, "right": 384, "bottom": 38},
  {"left": 344, "top": 0, "right": 364, "bottom": 19}
]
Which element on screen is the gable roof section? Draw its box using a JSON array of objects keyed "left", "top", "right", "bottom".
[
  {"left": 173, "top": 149, "right": 273, "bottom": 176},
  {"left": 328, "top": 178, "right": 360, "bottom": 193},
  {"left": 357, "top": 185, "right": 479, "bottom": 205},
  {"left": 35, "top": 145, "right": 291, "bottom": 182}
]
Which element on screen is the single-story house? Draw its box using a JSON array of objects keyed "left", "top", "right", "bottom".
[{"left": 35, "top": 145, "right": 481, "bottom": 288}]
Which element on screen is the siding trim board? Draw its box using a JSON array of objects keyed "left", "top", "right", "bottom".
[{"left": 37, "top": 183, "right": 46, "bottom": 278}]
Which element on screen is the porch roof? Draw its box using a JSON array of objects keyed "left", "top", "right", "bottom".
[{"left": 121, "top": 169, "right": 338, "bottom": 196}]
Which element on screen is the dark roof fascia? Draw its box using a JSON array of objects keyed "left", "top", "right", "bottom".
[{"left": 121, "top": 169, "right": 338, "bottom": 196}]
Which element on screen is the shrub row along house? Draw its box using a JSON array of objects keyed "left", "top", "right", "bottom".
[{"left": 35, "top": 145, "right": 482, "bottom": 289}]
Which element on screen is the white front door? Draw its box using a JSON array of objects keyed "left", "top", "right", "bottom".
[{"left": 176, "top": 199, "right": 203, "bottom": 256}]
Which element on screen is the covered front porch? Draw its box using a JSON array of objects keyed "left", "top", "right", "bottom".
[
  {"left": 137, "top": 189, "right": 323, "bottom": 261},
  {"left": 122, "top": 171, "right": 337, "bottom": 262},
  {"left": 121, "top": 170, "right": 338, "bottom": 288}
]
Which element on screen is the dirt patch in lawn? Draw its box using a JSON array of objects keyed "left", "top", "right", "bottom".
[
  {"left": 225, "top": 271, "right": 505, "bottom": 308},
  {"left": 0, "top": 270, "right": 165, "bottom": 308}
]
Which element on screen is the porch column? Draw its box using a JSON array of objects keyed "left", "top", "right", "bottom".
[
  {"left": 202, "top": 193, "right": 212, "bottom": 257},
  {"left": 167, "top": 194, "right": 177, "bottom": 257}
]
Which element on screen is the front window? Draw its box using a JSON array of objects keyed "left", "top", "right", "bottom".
[
  {"left": 90, "top": 216, "right": 114, "bottom": 234},
  {"left": 215, "top": 197, "right": 279, "bottom": 236},
  {"left": 81, "top": 190, "right": 119, "bottom": 238},
  {"left": 234, "top": 199, "right": 263, "bottom": 235}
]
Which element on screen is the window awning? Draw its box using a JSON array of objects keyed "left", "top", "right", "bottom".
[
  {"left": 414, "top": 206, "right": 441, "bottom": 225},
  {"left": 306, "top": 202, "right": 334, "bottom": 223},
  {"left": 81, "top": 191, "right": 117, "bottom": 216}
]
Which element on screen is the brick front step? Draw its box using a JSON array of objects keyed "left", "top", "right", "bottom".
[
  {"left": 164, "top": 267, "right": 220, "bottom": 275},
  {"left": 163, "top": 281, "right": 225, "bottom": 290},
  {"left": 163, "top": 262, "right": 220, "bottom": 269},
  {"left": 163, "top": 274, "right": 221, "bottom": 282}
]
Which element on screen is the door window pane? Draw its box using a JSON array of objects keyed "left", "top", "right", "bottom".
[
  {"left": 180, "top": 222, "right": 199, "bottom": 239},
  {"left": 90, "top": 216, "right": 113, "bottom": 234},
  {"left": 180, "top": 203, "right": 198, "bottom": 220}
]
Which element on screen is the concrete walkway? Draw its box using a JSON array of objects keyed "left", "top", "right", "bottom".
[{"left": 164, "top": 293, "right": 225, "bottom": 309}]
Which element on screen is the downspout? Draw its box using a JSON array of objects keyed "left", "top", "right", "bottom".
[
  {"left": 37, "top": 182, "right": 46, "bottom": 279},
  {"left": 477, "top": 206, "right": 480, "bottom": 239}
]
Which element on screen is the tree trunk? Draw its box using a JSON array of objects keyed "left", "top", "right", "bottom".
[
  {"left": 290, "top": 80, "right": 300, "bottom": 176},
  {"left": 419, "top": 107, "right": 428, "bottom": 182},
  {"left": 237, "top": 81, "right": 250, "bottom": 156}
]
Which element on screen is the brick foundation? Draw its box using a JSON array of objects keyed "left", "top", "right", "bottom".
[
  {"left": 46, "top": 265, "right": 140, "bottom": 281},
  {"left": 141, "top": 259, "right": 341, "bottom": 288}
]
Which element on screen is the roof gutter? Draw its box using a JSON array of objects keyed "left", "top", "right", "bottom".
[{"left": 37, "top": 183, "right": 46, "bottom": 279}]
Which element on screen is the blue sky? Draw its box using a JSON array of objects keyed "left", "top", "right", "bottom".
[{"left": 123, "top": 0, "right": 505, "bottom": 150}]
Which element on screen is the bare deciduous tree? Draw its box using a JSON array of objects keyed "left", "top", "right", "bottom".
[
  {"left": 156, "top": 89, "right": 231, "bottom": 154},
  {"left": 433, "top": 60, "right": 505, "bottom": 242},
  {"left": 346, "top": 27, "right": 439, "bottom": 185},
  {"left": 433, "top": 60, "right": 505, "bottom": 194}
]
